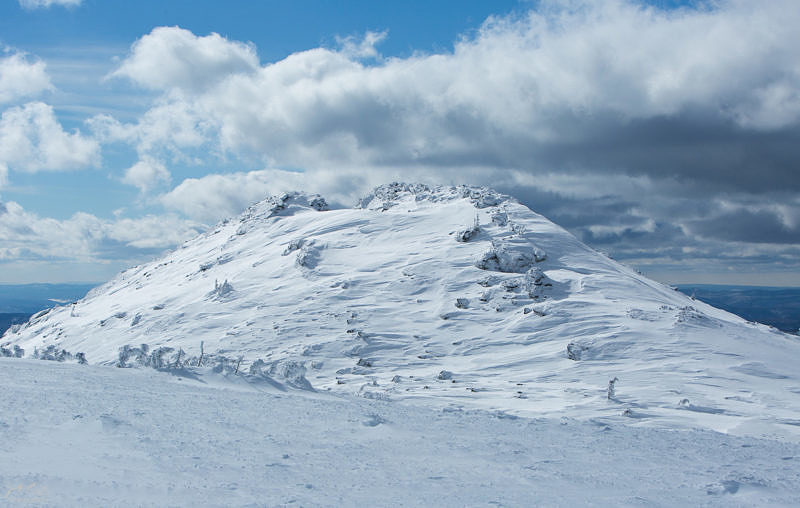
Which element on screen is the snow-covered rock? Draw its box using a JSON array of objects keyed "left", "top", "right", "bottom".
[{"left": 4, "top": 183, "right": 800, "bottom": 439}]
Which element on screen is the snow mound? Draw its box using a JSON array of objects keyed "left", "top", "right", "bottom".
[{"left": 4, "top": 183, "right": 800, "bottom": 440}]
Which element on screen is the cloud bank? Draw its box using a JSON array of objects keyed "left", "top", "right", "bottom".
[
  {"left": 3, "top": 0, "right": 800, "bottom": 283},
  {"left": 0, "top": 198, "right": 203, "bottom": 282}
]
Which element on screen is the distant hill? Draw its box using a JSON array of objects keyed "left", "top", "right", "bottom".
[
  {"left": 676, "top": 284, "right": 800, "bottom": 334},
  {"left": 0, "top": 313, "right": 31, "bottom": 336},
  {"left": 0, "top": 283, "right": 97, "bottom": 335},
  {"left": 0, "top": 283, "right": 97, "bottom": 314}
]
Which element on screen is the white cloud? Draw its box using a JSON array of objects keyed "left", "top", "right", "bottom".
[
  {"left": 336, "top": 30, "right": 387, "bottom": 59},
  {"left": 89, "top": 98, "right": 211, "bottom": 163},
  {"left": 104, "top": 214, "right": 200, "bottom": 249},
  {"left": 0, "top": 162, "right": 7, "bottom": 191},
  {"left": 0, "top": 101, "right": 100, "bottom": 172},
  {"left": 104, "top": 1, "right": 800, "bottom": 178},
  {"left": 0, "top": 52, "right": 53, "bottom": 104},
  {"left": 18, "top": 0, "right": 81, "bottom": 9},
  {"left": 110, "top": 26, "right": 259, "bottom": 92},
  {"left": 0, "top": 199, "right": 203, "bottom": 264},
  {"left": 160, "top": 169, "right": 302, "bottom": 222},
  {"left": 122, "top": 157, "right": 171, "bottom": 193}
]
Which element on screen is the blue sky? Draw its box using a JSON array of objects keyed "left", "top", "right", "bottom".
[
  {"left": 0, "top": 0, "right": 799, "bottom": 285},
  {"left": 1, "top": 0, "right": 525, "bottom": 220}
]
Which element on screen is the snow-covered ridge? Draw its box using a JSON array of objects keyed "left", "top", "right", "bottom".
[
  {"left": 357, "top": 182, "right": 511, "bottom": 210},
  {"left": 4, "top": 183, "right": 800, "bottom": 440}
]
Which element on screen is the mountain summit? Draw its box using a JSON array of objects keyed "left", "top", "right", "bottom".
[{"left": 4, "top": 183, "right": 799, "bottom": 437}]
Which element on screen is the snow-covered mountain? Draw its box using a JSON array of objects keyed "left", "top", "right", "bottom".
[{"left": 4, "top": 183, "right": 800, "bottom": 438}]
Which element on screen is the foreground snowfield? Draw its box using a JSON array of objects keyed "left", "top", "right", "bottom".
[
  {"left": 3, "top": 184, "right": 800, "bottom": 505},
  {"left": 2, "top": 357, "right": 800, "bottom": 507}
]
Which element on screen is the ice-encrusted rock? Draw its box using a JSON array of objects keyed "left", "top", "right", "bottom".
[
  {"left": 358, "top": 182, "right": 511, "bottom": 211},
  {"left": 476, "top": 242, "right": 546, "bottom": 273},
  {"left": 235, "top": 192, "right": 329, "bottom": 235},
  {"left": 296, "top": 242, "right": 322, "bottom": 269}
]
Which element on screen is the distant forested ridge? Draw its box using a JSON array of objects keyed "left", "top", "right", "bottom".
[
  {"left": 676, "top": 285, "right": 800, "bottom": 335},
  {"left": 0, "top": 283, "right": 97, "bottom": 335}
]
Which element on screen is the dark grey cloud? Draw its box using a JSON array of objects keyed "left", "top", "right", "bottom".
[{"left": 688, "top": 208, "right": 800, "bottom": 244}]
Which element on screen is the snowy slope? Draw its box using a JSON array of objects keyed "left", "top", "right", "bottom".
[
  {"left": 4, "top": 183, "right": 800, "bottom": 439},
  {"left": 3, "top": 357, "right": 799, "bottom": 507}
]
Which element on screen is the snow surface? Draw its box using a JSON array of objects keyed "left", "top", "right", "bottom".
[
  {"left": 4, "top": 183, "right": 800, "bottom": 442},
  {"left": 2, "top": 357, "right": 800, "bottom": 506}
]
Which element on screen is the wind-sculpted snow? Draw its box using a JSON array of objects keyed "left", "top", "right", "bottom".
[
  {"left": 4, "top": 183, "right": 800, "bottom": 440},
  {"left": 3, "top": 358, "right": 800, "bottom": 506}
]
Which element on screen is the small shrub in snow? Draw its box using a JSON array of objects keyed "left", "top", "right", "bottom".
[
  {"left": 455, "top": 215, "right": 481, "bottom": 242},
  {"left": 0, "top": 344, "right": 24, "bottom": 358},
  {"left": 269, "top": 360, "right": 315, "bottom": 391},
  {"left": 33, "top": 345, "right": 81, "bottom": 362},
  {"left": 250, "top": 359, "right": 314, "bottom": 391},
  {"left": 491, "top": 210, "right": 509, "bottom": 227},
  {"left": 283, "top": 238, "right": 304, "bottom": 255},
  {"left": 208, "top": 279, "right": 234, "bottom": 300},
  {"left": 249, "top": 358, "right": 266, "bottom": 374},
  {"left": 607, "top": 377, "right": 619, "bottom": 400},
  {"left": 118, "top": 344, "right": 179, "bottom": 369},
  {"left": 566, "top": 342, "right": 586, "bottom": 361},
  {"left": 455, "top": 226, "right": 479, "bottom": 242}
]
